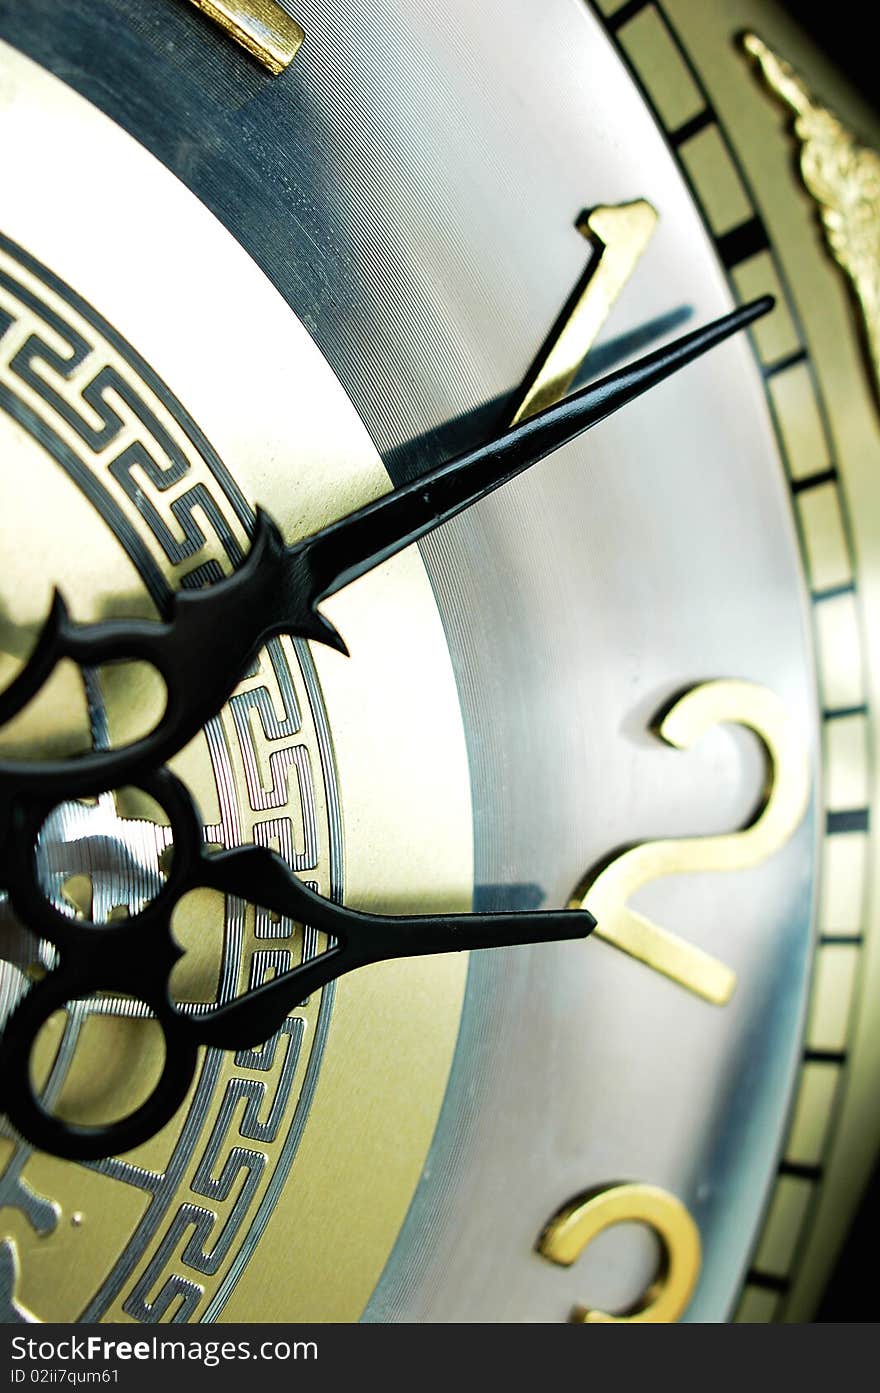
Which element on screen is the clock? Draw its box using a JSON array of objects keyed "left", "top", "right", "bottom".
[{"left": 0, "top": 0, "right": 876, "bottom": 1324}]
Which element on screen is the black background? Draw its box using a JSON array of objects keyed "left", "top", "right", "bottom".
[{"left": 782, "top": 2, "right": 877, "bottom": 111}]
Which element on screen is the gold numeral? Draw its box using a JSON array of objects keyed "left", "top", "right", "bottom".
[
  {"left": 570, "top": 680, "right": 810, "bottom": 1004},
  {"left": 510, "top": 200, "right": 658, "bottom": 424},
  {"left": 186, "top": 1, "right": 304, "bottom": 75},
  {"left": 538, "top": 1183, "right": 701, "bottom": 1323}
]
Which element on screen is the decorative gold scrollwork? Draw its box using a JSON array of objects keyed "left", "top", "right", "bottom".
[{"left": 744, "top": 32, "right": 880, "bottom": 411}]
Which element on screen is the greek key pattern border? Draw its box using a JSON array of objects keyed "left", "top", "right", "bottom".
[{"left": 0, "top": 232, "right": 343, "bottom": 1324}]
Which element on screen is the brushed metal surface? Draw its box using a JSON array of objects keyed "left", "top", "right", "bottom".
[{"left": 0, "top": 0, "right": 818, "bottom": 1321}]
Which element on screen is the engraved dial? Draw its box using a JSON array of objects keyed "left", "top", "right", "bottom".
[{"left": 0, "top": 41, "right": 474, "bottom": 1319}]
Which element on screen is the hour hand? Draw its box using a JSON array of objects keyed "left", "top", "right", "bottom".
[{"left": 195, "top": 843, "right": 596, "bottom": 1048}]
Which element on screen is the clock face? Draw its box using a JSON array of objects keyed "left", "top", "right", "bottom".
[{"left": 0, "top": 0, "right": 876, "bottom": 1325}]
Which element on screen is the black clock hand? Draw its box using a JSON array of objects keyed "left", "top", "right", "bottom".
[
  {"left": 0, "top": 764, "right": 592, "bottom": 1161},
  {"left": 0, "top": 296, "right": 772, "bottom": 803},
  {"left": 303, "top": 297, "right": 773, "bottom": 608}
]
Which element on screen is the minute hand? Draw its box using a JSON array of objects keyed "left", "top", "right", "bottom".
[
  {"left": 0, "top": 297, "right": 771, "bottom": 796},
  {"left": 302, "top": 296, "right": 773, "bottom": 609}
]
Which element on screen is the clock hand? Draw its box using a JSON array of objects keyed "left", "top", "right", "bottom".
[
  {"left": 299, "top": 296, "right": 773, "bottom": 609},
  {"left": 0, "top": 296, "right": 772, "bottom": 802},
  {"left": 0, "top": 763, "right": 593, "bottom": 1162}
]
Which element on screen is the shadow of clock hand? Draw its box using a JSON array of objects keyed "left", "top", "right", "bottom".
[{"left": 383, "top": 305, "right": 694, "bottom": 485}]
